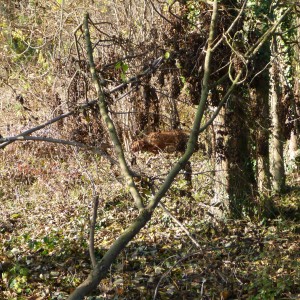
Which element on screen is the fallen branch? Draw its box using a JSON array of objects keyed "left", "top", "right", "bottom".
[
  {"left": 0, "top": 135, "right": 117, "bottom": 165},
  {"left": 159, "top": 201, "right": 202, "bottom": 249}
]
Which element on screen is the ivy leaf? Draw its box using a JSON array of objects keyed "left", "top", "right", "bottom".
[
  {"left": 121, "top": 73, "right": 127, "bottom": 82},
  {"left": 115, "top": 61, "right": 122, "bottom": 70},
  {"left": 180, "top": 75, "right": 186, "bottom": 84},
  {"left": 121, "top": 63, "right": 128, "bottom": 72}
]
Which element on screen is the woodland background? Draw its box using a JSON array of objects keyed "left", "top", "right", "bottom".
[{"left": 0, "top": 0, "right": 299, "bottom": 299}]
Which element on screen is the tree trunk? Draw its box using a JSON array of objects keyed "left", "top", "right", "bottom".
[
  {"left": 288, "top": 15, "right": 300, "bottom": 172},
  {"left": 210, "top": 106, "right": 229, "bottom": 218},
  {"left": 210, "top": 91, "right": 257, "bottom": 219},
  {"left": 227, "top": 94, "right": 257, "bottom": 217},
  {"left": 269, "top": 37, "right": 286, "bottom": 193},
  {"left": 250, "top": 80, "right": 271, "bottom": 195}
]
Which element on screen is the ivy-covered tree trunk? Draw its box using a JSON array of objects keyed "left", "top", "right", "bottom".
[
  {"left": 211, "top": 92, "right": 257, "bottom": 218},
  {"left": 227, "top": 94, "right": 257, "bottom": 217},
  {"left": 251, "top": 77, "right": 271, "bottom": 195},
  {"left": 288, "top": 15, "right": 300, "bottom": 172},
  {"left": 210, "top": 106, "right": 229, "bottom": 218},
  {"left": 269, "top": 37, "right": 286, "bottom": 193}
]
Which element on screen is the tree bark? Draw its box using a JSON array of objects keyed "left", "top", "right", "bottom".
[
  {"left": 251, "top": 80, "right": 271, "bottom": 195},
  {"left": 210, "top": 106, "right": 229, "bottom": 218},
  {"left": 288, "top": 15, "right": 300, "bottom": 172},
  {"left": 269, "top": 37, "right": 286, "bottom": 193},
  {"left": 227, "top": 94, "right": 257, "bottom": 217}
]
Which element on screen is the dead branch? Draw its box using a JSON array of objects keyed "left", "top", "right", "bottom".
[
  {"left": 158, "top": 201, "right": 202, "bottom": 249},
  {"left": 89, "top": 195, "right": 99, "bottom": 268}
]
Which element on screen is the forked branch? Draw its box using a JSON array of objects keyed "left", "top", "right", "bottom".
[{"left": 68, "top": 1, "right": 218, "bottom": 298}]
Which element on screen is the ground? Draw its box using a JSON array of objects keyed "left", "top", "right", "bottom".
[{"left": 0, "top": 143, "right": 299, "bottom": 300}]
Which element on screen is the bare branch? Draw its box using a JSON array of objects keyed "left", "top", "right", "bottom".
[
  {"left": 73, "top": 23, "right": 83, "bottom": 60},
  {"left": 83, "top": 13, "right": 144, "bottom": 210},
  {"left": 246, "top": 5, "right": 294, "bottom": 59},
  {"left": 0, "top": 56, "right": 164, "bottom": 151},
  {"left": 147, "top": 0, "right": 219, "bottom": 211},
  {"left": 0, "top": 135, "right": 117, "bottom": 165},
  {"left": 159, "top": 201, "right": 202, "bottom": 249},
  {"left": 211, "top": 0, "right": 248, "bottom": 52},
  {"left": 0, "top": 110, "right": 74, "bottom": 150},
  {"left": 109, "top": 56, "right": 164, "bottom": 93},
  {"left": 89, "top": 195, "right": 99, "bottom": 268}
]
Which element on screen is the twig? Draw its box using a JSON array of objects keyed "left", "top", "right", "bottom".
[
  {"left": 159, "top": 201, "right": 202, "bottom": 249},
  {"left": 57, "top": 0, "right": 64, "bottom": 58},
  {"left": 83, "top": 13, "right": 145, "bottom": 210},
  {"left": 0, "top": 76, "right": 17, "bottom": 95},
  {"left": 72, "top": 148, "right": 101, "bottom": 269},
  {"left": 153, "top": 251, "right": 203, "bottom": 300},
  {"left": 148, "top": 0, "right": 175, "bottom": 25},
  {"left": 89, "top": 195, "right": 99, "bottom": 268},
  {"left": 73, "top": 23, "right": 83, "bottom": 60},
  {"left": 151, "top": 169, "right": 224, "bottom": 180},
  {"left": 100, "top": 52, "right": 149, "bottom": 71},
  {"left": 149, "top": 178, "right": 201, "bottom": 251},
  {"left": 109, "top": 56, "right": 164, "bottom": 93},
  {"left": 211, "top": 0, "right": 248, "bottom": 52}
]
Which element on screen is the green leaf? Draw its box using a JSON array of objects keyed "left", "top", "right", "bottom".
[
  {"left": 11, "top": 213, "right": 21, "bottom": 219},
  {"left": 115, "top": 61, "right": 122, "bottom": 70},
  {"left": 180, "top": 75, "right": 186, "bottom": 84},
  {"left": 121, "top": 63, "right": 128, "bottom": 72},
  {"left": 175, "top": 59, "right": 182, "bottom": 69},
  {"left": 120, "top": 73, "right": 127, "bottom": 82},
  {"left": 164, "top": 51, "right": 170, "bottom": 59}
]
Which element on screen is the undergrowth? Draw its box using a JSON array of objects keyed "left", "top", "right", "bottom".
[{"left": 0, "top": 143, "right": 299, "bottom": 299}]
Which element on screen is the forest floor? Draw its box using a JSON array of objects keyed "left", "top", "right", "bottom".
[{"left": 0, "top": 143, "right": 299, "bottom": 300}]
